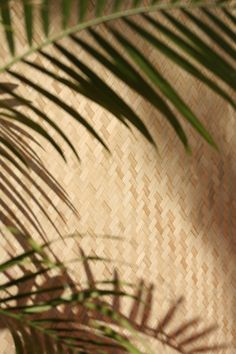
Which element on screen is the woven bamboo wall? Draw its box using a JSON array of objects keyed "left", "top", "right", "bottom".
[{"left": 0, "top": 1, "right": 236, "bottom": 353}]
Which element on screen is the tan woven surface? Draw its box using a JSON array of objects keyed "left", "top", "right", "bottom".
[{"left": 0, "top": 1, "right": 236, "bottom": 353}]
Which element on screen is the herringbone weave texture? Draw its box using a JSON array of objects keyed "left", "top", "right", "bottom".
[{"left": 0, "top": 1, "right": 236, "bottom": 353}]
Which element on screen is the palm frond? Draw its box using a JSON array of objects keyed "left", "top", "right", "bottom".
[
  {"left": 0, "top": 2, "right": 234, "bottom": 352},
  {"left": 0, "top": 0, "right": 235, "bottom": 246},
  {"left": 0, "top": 83, "right": 78, "bottom": 243},
  {"left": 0, "top": 0, "right": 235, "bottom": 158}
]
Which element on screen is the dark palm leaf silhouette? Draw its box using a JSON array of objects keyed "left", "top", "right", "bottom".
[
  {"left": 0, "top": 83, "right": 78, "bottom": 243},
  {"left": 0, "top": 0, "right": 235, "bottom": 246},
  {"left": 0, "top": 1, "right": 235, "bottom": 352},
  {"left": 0, "top": 0, "right": 235, "bottom": 237},
  {"left": 0, "top": 0, "right": 235, "bottom": 158},
  {"left": 0, "top": 237, "right": 227, "bottom": 353}
]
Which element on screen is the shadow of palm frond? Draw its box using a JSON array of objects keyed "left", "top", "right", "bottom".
[
  {"left": 0, "top": 241, "right": 227, "bottom": 354},
  {"left": 0, "top": 82, "right": 78, "bottom": 247}
]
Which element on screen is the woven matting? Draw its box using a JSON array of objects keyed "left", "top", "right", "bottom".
[{"left": 0, "top": 2, "right": 236, "bottom": 353}]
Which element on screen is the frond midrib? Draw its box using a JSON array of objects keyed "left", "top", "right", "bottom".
[{"left": 0, "top": 0, "right": 232, "bottom": 74}]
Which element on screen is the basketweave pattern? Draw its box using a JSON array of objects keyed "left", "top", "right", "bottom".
[{"left": 0, "top": 1, "right": 236, "bottom": 353}]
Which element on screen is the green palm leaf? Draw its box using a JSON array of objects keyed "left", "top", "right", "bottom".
[
  {"left": 0, "top": 0, "right": 235, "bottom": 160},
  {"left": 107, "top": 25, "right": 217, "bottom": 148},
  {"left": 0, "top": 2, "right": 235, "bottom": 352},
  {"left": 0, "top": 0, "right": 15, "bottom": 55},
  {"left": 62, "top": 0, "right": 72, "bottom": 28},
  {"left": 0, "top": 84, "right": 78, "bottom": 242},
  {"left": 123, "top": 17, "right": 236, "bottom": 109},
  {"left": 23, "top": 0, "right": 33, "bottom": 46},
  {"left": 41, "top": 0, "right": 50, "bottom": 37},
  {"left": 0, "top": 5, "right": 235, "bottom": 344},
  {"left": 72, "top": 29, "right": 189, "bottom": 149}
]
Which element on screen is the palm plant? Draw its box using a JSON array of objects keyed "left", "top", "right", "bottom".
[
  {"left": 0, "top": 0, "right": 235, "bottom": 239},
  {"left": 1, "top": 0, "right": 236, "bottom": 155},
  {"left": 0, "top": 82, "right": 78, "bottom": 247},
  {"left": 0, "top": 0, "right": 235, "bottom": 352}
]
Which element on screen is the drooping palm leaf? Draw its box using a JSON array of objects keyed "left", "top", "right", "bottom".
[
  {"left": 0, "top": 0, "right": 235, "bottom": 249},
  {"left": 0, "top": 0, "right": 235, "bottom": 158},
  {"left": 0, "top": 2, "right": 234, "bottom": 352},
  {"left": 0, "top": 83, "right": 78, "bottom": 244}
]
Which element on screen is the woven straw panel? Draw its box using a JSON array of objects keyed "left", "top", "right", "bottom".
[{"left": 0, "top": 1, "right": 236, "bottom": 353}]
